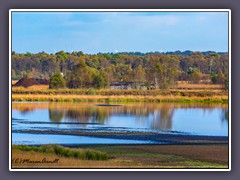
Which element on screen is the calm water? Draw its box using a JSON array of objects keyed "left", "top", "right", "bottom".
[{"left": 12, "top": 102, "right": 228, "bottom": 145}]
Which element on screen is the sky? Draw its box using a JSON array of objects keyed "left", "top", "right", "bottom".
[{"left": 12, "top": 11, "right": 229, "bottom": 54}]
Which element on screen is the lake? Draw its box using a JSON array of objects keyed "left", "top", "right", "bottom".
[{"left": 12, "top": 102, "right": 228, "bottom": 145}]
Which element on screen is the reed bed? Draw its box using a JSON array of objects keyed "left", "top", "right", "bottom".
[
  {"left": 12, "top": 94, "right": 228, "bottom": 103},
  {"left": 11, "top": 83, "right": 228, "bottom": 103},
  {"left": 12, "top": 87, "right": 227, "bottom": 96},
  {"left": 176, "top": 81, "right": 224, "bottom": 89}
]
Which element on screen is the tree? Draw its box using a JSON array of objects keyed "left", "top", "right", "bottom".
[
  {"left": 56, "top": 51, "right": 68, "bottom": 74},
  {"left": 93, "top": 74, "right": 105, "bottom": 89},
  {"left": 41, "top": 57, "right": 59, "bottom": 76},
  {"left": 49, "top": 72, "right": 65, "bottom": 89},
  {"left": 93, "top": 69, "right": 110, "bottom": 89},
  {"left": 211, "top": 72, "right": 218, "bottom": 84},
  {"left": 65, "top": 62, "right": 96, "bottom": 88},
  {"left": 211, "top": 69, "right": 226, "bottom": 86},
  {"left": 11, "top": 50, "right": 229, "bottom": 89},
  {"left": 217, "top": 69, "right": 226, "bottom": 85},
  {"left": 146, "top": 55, "right": 179, "bottom": 89},
  {"left": 189, "top": 67, "right": 202, "bottom": 84},
  {"left": 133, "top": 65, "right": 146, "bottom": 89}
]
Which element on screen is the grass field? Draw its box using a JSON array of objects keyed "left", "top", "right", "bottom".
[
  {"left": 11, "top": 82, "right": 228, "bottom": 103},
  {"left": 12, "top": 144, "right": 228, "bottom": 169}
]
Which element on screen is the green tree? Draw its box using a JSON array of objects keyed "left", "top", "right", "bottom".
[
  {"left": 217, "top": 69, "right": 226, "bottom": 84},
  {"left": 211, "top": 72, "right": 218, "bottom": 84},
  {"left": 56, "top": 51, "right": 68, "bottom": 74},
  {"left": 93, "top": 70, "right": 110, "bottom": 89},
  {"left": 49, "top": 72, "right": 65, "bottom": 89},
  {"left": 66, "top": 62, "right": 96, "bottom": 88},
  {"left": 93, "top": 74, "right": 105, "bottom": 89},
  {"left": 189, "top": 68, "right": 202, "bottom": 84}
]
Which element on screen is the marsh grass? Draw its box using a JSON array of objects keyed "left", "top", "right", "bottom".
[
  {"left": 176, "top": 81, "right": 224, "bottom": 90},
  {"left": 12, "top": 80, "right": 18, "bottom": 85},
  {"left": 12, "top": 87, "right": 226, "bottom": 95},
  {"left": 12, "top": 84, "right": 228, "bottom": 103},
  {"left": 12, "top": 145, "right": 108, "bottom": 160},
  {"left": 12, "top": 94, "right": 228, "bottom": 103}
]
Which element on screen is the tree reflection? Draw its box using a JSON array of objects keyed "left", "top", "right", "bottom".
[
  {"left": 49, "top": 109, "right": 65, "bottom": 122},
  {"left": 151, "top": 105, "right": 174, "bottom": 130},
  {"left": 221, "top": 108, "right": 229, "bottom": 122},
  {"left": 19, "top": 108, "right": 34, "bottom": 115},
  {"left": 13, "top": 102, "right": 228, "bottom": 131},
  {"left": 91, "top": 109, "right": 109, "bottom": 123},
  {"left": 65, "top": 109, "right": 92, "bottom": 123}
]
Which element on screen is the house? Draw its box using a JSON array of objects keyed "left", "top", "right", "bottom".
[
  {"left": 110, "top": 82, "right": 134, "bottom": 90},
  {"left": 14, "top": 77, "right": 49, "bottom": 88}
]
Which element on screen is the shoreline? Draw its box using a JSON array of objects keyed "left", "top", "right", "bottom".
[{"left": 13, "top": 130, "right": 228, "bottom": 146}]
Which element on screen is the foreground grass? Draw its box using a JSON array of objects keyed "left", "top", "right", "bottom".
[
  {"left": 12, "top": 145, "right": 108, "bottom": 160},
  {"left": 12, "top": 145, "right": 228, "bottom": 169}
]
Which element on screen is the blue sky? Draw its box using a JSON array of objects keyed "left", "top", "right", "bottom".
[{"left": 12, "top": 11, "right": 229, "bottom": 54}]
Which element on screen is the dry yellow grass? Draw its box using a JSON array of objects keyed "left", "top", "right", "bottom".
[
  {"left": 12, "top": 150, "right": 141, "bottom": 168},
  {"left": 176, "top": 81, "right": 224, "bottom": 89},
  {"left": 12, "top": 85, "right": 49, "bottom": 90},
  {"left": 11, "top": 94, "right": 228, "bottom": 103},
  {"left": 11, "top": 82, "right": 228, "bottom": 103},
  {"left": 12, "top": 80, "right": 18, "bottom": 85},
  {"left": 27, "top": 85, "right": 49, "bottom": 90}
]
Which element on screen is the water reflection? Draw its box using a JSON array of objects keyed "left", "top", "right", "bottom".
[
  {"left": 221, "top": 109, "right": 229, "bottom": 122},
  {"left": 12, "top": 102, "right": 228, "bottom": 134},
  {"left": 49, "top": 109, "right": 64, "bottom": 122},
  {"left": 152, "top": 107, "right": 174, "bottom": 130},
  {"left": 46, "top": 104, "right": 176, "bottom": 129}
]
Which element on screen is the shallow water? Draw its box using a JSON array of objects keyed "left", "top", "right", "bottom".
[
  {"left": 12, "top": 133, "right": 158, "bottom": 145},
  {"left": 12, "top": 102, "right": 228, "bottom": 145}
]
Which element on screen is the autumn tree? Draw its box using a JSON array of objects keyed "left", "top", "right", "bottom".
[
  {"left": 49, "top": 72, "right": 65, "bottom": 89},
  {"left": 132, "top": 65, "right": 146, "bottom": 89},
  {"left": 146, "top": 55, "right": 179, "bottom": 89},
  {"left": 11, "top": 50, "right": 228, "bottom": 89},
  {"left": 188, "top": 67, "right": 202, "bottom": 84},
  {"left": 56, "top": 51, "right": 68, "bottom": 74},
  {"left": 65, "top": 61, "right": 96, "bottom": 88}
]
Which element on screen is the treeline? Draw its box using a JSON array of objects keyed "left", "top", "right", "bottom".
[
  {"left": 12, "top": 51, "right": 229, "bottom": 89},
  {"left": 111, "top": 50, "right": 227, "bottom": 56}
]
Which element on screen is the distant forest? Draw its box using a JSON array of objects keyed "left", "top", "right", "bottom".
[{"left": 12, "top": 50, "right": 229, "bottom": 89}]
